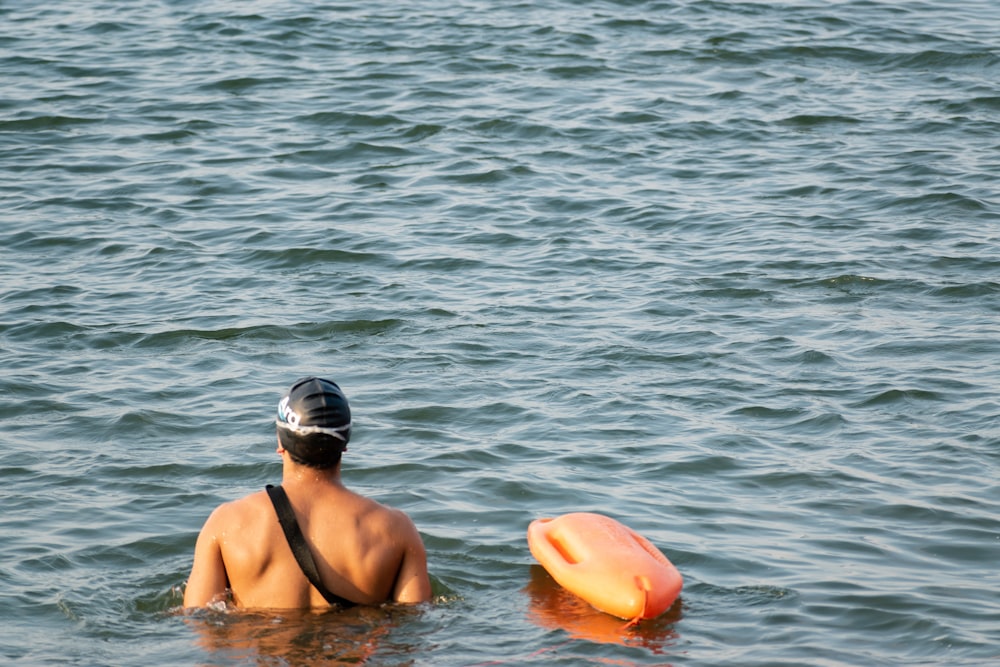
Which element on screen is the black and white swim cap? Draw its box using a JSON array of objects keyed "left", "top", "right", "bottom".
[{"left": 276, "top": 377, "right": 352, "bottom": 463}]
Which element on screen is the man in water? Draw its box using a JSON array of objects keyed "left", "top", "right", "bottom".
[{"left": 184, "top": 377, "right": 432, "bottom": 609}]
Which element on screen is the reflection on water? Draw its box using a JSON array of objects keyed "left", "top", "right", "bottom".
[
  {"left": 184, "top": 605, "right": 414, "bottom": 666},
  {"left": 2, "top": 0, "right": 998, "bottom": 663},
  {"left": 523, "top": 565, "right": 681, "bottom": 653}
]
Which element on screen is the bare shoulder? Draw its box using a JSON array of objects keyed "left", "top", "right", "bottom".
[
  {"left": 230, "top": 488, "right": 272, "bottom": 513},
  {"left": 360, "top": 493, "right": 410, "bottom": 520},
  {"left": 369, "top": 498, "right": 422, "bottom": 541},
  {"left": 202, "top": 490, "right": 271, "bottom": 531}
]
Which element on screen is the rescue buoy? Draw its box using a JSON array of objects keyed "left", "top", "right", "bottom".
[
  {"left": 527, "top": 512, "right": 682, "bottom": 623},
  {"left": 524, "top": 564, "right": 683, "bottom": 645}
]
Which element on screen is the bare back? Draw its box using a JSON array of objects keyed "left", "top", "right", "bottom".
[{"left": 184, "top": 476, "right": 431, "bottom": 609}]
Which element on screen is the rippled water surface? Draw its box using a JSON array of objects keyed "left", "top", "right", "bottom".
[{"left": 2, "top": 1, "right": 999, "bottom": 665}]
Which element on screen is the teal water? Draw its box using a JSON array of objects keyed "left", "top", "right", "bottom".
[{"left": 2, "top": 0, "right": 998, "bottom": 665}]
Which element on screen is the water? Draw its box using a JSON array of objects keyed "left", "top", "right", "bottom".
[{"left": 2, "top": 0, "right": 998, "bottom": 664}]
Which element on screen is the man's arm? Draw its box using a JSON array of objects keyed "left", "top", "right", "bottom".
[
  {"left": 183, "top": 507, "right": 230, "bottom": 608},
  {"left": 392, "top": 513, "right": 432, "bottom": 604}
]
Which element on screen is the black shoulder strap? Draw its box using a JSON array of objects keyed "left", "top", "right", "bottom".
[{"left": 265, "top": 484, "right": 357, "bottom": 608}]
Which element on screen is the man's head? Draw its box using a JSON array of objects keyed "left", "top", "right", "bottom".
[{"left": 275, "top": 377, "right": 352, "bottom": 469}]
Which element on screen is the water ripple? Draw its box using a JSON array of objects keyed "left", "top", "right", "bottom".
[{"left": 2, "top": 0, "right": 999, "bottom": 665}]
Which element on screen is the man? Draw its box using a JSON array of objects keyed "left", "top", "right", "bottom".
[{"left": 184, "top": 377, "right": 431, "bottom": 609}]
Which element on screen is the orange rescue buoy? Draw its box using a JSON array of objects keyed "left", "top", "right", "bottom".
[{"left": 527, "top": 512, "right": 682, "bottom": 623}]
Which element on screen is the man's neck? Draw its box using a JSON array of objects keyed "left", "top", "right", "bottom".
[{"left": 281, "top": 459, "right": 344, "bottom": 489}]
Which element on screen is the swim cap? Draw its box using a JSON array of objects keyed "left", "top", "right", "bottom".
[{"left": 276, "top": 377, "right": 352, "bottom": 465}]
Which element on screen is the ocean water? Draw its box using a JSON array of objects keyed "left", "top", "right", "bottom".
[{"left": 1, "top": 0, "right": 998, "bottom": 665}]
